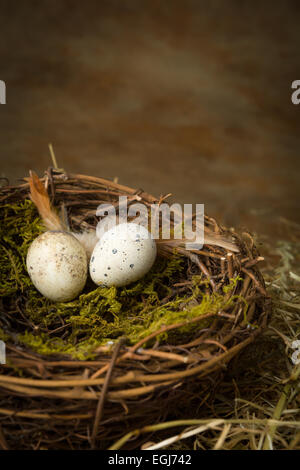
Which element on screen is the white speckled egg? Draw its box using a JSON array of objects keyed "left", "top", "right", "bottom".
[
  {"left": 90, "top": 223, "right": 157, "bottom": 287},
  {"left": 26, "top": 231, "right": 88, "bottom": 302}
]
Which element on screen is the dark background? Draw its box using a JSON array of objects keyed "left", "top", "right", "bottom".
[{"left": 1, "top": 0, "right": 300, "bottom": 237}]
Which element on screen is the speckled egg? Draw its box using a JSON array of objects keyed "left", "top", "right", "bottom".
[
  {"left": 26, "top": 231, "right": 88, "bottom": 302},
  {"left": 90, "top": 223, "right": 157, "bottom": 287}
]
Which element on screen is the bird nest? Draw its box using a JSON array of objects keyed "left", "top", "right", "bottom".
[{"left": 0, "top": 170, "right": 270, "bottom": 450}]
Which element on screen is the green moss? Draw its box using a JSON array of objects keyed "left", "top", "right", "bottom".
[
  {"left": 0, "top": 199, "right": 43, "bottom": 296},
  {"left": 0, "top": 200, "right": 242, "bottom": 360},
  {"left": 0, "top": 328, "right": 9, "bottom": 342}
]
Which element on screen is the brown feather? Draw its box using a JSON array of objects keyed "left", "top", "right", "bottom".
[
  {"left": 29, "top": 171, "right": 63, "bottom": 231},
  {"left": 157, "top": 234, "right": 239, "bottom": 253}
]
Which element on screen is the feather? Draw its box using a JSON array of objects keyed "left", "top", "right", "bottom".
[
  {"left": 157, "top": 233, "right": 239, "bottom": 253},
  {"left": 72, "top": 230, "right": 98, "bottom": 258},
  {"left": 29, "top": 170, "right": 63, "bottom": 231},
  {"left": 28, "top": 171, "right": 98, "bottom": 258},
  {"left": 202, "top": 234, "right": 239, "bottom": 252}
]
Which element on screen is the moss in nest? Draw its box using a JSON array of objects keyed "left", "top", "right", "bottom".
[
  {"left": 0, "top": 328, "right": 9, "bottom": 342},
  {"left": 0, "top": 200, "right": 242, "bottom": 360},
  {"left": 0, "top": 199, "right": 44, "bottom": 296}
]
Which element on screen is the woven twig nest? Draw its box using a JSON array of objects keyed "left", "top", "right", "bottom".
[{"left": 0, "top": 170, "right": 270, "bottom": 450}]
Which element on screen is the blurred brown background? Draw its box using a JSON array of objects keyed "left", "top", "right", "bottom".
[{"left": 0, "top": 0, "right": 300, "bottom": 237}]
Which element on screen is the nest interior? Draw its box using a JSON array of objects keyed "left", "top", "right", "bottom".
[{"left": 0, "top": 170, "right": 270, "bottom": 449}]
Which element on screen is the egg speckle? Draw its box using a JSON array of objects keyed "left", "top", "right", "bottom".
[
  {"left": 26, "top": 231, "right": 88, "bottom": 302},
  {"left": 90, "top": 223, "right": 157, "bottom": 287}
]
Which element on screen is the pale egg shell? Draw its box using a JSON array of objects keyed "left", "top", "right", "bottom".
[
  {"left": 90, "top": 223, "right": 157, "bottom": 287},
  {"left": 26, "top": 231, "right": 88, "bottom": 302}
]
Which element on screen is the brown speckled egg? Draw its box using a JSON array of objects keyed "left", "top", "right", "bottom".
[{"left": 26, "top": 231, "right": 88, "bottom": 302}]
